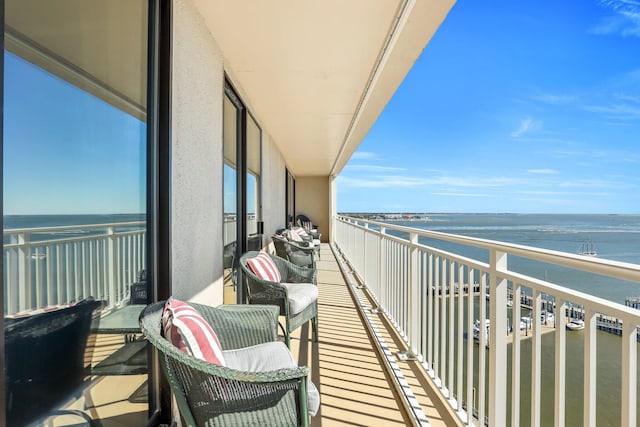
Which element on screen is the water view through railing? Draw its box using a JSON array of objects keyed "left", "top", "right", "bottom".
[
  {"left": 334, "top": 215, "right": 640, "bottom": 427},
  {"left": 3, "top": 221, "right": 146, "bottom": 314}
]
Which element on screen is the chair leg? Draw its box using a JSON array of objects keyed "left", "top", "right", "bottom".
[
  {"left": 312, "top": 316, "right": 318, "bottom": 342},
  {"left": 285, "top": 317, "right": 292, "bottom": 348}
]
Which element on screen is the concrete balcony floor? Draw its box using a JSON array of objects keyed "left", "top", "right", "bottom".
[
  {"left": 51, "top": 244, "right": 459, "bottom": 426},
  {"left": 287, "top": 244, "right": 460, "bottom": 426}
]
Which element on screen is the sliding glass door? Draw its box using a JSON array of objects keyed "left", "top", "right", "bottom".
[
  {"left": 3, "top": 1, "right": 159, "bottom": 424},
  {"left": 223, "top": 80, "right": 261, "bottom": 304}
]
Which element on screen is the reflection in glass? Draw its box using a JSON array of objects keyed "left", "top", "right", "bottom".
[
  {"left": 3, "top": 0, "right": 149, "bottom": 424},
  {"left": 223, "top": 94, "right": 238, "bottom": 302},
  {"left": 247, "top": 114, "right": 261, "bottom": 250}
]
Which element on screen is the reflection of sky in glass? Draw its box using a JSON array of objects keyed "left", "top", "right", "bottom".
[
  {"left": 3, "top": 52, "right": 146, "bottom": 215},
  {"left": 223, "top": 164, "right": 257, "bottom": 215}
]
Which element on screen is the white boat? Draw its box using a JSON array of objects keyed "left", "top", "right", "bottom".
[
  {"left": 577, "top": 238, "right": 597, "bottom": 257},
  {"left": 473, "top": 319, "right": 490, "bottom": 341},
  {"left": 566, "top": 319, "right": 585, "bottom": 331}
]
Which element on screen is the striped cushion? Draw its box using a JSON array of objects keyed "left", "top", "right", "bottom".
[
  {"left": 247, "top": 251, "right": 282, "bottom": 282},
  {"left": 293, "top": 227, "right": 309, "bottom": 238},
  {"left": 162, "top": 298, "right": 225, "bottom": 366},
  {"left": 287, "top": 229, "right": 304, "bottom": 242}
]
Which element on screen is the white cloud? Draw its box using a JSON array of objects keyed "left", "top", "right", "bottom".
[
  {"left": 581, "top": 102, "right": 640, "bottom": 120},
  {"left": 432, "top": 192, "right": 492, "bottom": 198},
  {"left": 592, "top": 0, "right": 640, "bottom": 37},
  {"left": 344, "top": 164, "right": 407, "bottom": 172},
  {"left": 527, "top": 169, "right": 559, "bottom": 175},
  {"left": 338, "top": 175, "right": 428, "bottom": 188},
  {"left": 531, "top": 93, "right": 576, "bottom": 105},
  {"left": 350, "top": 151, "right": 379, "bottom": 160},
  {"left": 511, "top": 117, "right": 534, "bottom": 137}
]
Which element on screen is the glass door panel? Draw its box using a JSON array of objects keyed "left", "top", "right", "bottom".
[{"left": 3, "top": 1, "right": 151, "bottom": 424}]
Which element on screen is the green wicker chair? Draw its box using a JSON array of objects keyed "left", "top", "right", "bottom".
[
  {"left": 139, "top": 301, "right": 316, "bottom": 426},
  {"left": 279, "top": 228, "right": 321, "bottom": 261},
  {"left": 239, "top": 251, "right": 318, "bottom": 348},
  {"left": 295, "top": 214, "right": 321, "bottom": 241},
  {"left": 272, "top": 234, "right": 316, "bottom": 269}
]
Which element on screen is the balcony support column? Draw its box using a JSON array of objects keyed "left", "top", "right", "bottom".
[{"left": 489, "top": 250, "right": 507, "bottom": 427}]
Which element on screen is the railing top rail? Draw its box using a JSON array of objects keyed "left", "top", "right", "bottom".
[
  {"left": 337, "top": 215, "right": 640, "bottom": 283},
  {"left": 3, "top": 221, "right": 146, "bottom": 235}
]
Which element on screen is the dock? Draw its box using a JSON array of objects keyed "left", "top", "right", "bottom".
[{"left": 448, "top": 284, "right": 640, "bottom": 341}]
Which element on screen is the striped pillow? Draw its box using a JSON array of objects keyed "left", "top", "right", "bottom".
[
  {"left": 287, "top": 229, "right": 304, "bottom": 242},
  {"left": 294, "top": 227, "right": 309, "bottom": 238},
  {"left": 247, "top": 251, "right": 282, "bottom": 282},
  {"left": 162, "top": 298, "right": 226, "bottom": 366}
]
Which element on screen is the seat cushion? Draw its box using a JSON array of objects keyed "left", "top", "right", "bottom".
[
  {"left": 223, "top": 341, "right": 320, "bottom": 416},
  {"left": 282, "top": 283, "right": 318, "bottom": 315},
  {"left": 162, "top": 298, "right": 226, "bottom": 365},
  {"left": 312, "top": 239, "right": 321, "bottom": 246},
  {"left": 246, "top": 251, "right": 282, "bottom": 282}
]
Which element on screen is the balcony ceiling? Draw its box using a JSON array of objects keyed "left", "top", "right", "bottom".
[
  {"left": 5, "top": 0, "right": 455, "bottom": 178},
  {"left": 196, "top": 0, "right": 455, "bottom": 177}
]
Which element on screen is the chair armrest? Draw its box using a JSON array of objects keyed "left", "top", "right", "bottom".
[{"left": 287, "top": 240, "right": 316, "bottom": 255}]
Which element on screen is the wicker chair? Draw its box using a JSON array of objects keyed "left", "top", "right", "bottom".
[
  {"left": 5, "top": 299, "right": 102, "bottom": 426},
  {"left": 272, "top": 234, "right": 316, "bottom": 268},
  {"left": 140, "top": 301, "right": 317, "bottom": 426},
  {"left": 278, "top": 228, "right": 321, "bottom": 261},
  {"left": 239, "top": 251, "right": 318, "bottom": 348},
  {"left": 295, "top": 214, "right": 321, "bottom": 241}
]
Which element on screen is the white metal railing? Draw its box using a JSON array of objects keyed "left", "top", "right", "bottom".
[
  {"left": 223, "top": 216, "right": 258, "bottom": 245},
  {"left": 3, "top": 221, "right": 146, "bottom": 314},
  {"left": 334, "top": 215, "right": 640, "bottom": 427}
]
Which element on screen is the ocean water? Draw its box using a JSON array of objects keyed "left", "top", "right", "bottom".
[
  {"left": 381, "top": 214, "right": 640, "bottom": 426},
  {"left": 3, "top": 213, "right": 146, "bottom": 243},
  {"left": 385, "top": 213, "right": 640, "bottom": 304}
]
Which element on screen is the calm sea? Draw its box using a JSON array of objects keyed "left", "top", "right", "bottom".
[
  {"left": 386, "top": 213, "right": 640, "bottom": 304},
  {"left": 3, "top": 213, "right": 146, "bottom": 244},
  {"left": 382, "top": 214, "right": 640, "bottom": 426}
]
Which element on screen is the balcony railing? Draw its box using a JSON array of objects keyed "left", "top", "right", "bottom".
[
  {"left": 334, "top": 215, "right": 640, "bottom": 427},
  {"left": 3, "top": 222, "right": 146, "bottom": 314}
]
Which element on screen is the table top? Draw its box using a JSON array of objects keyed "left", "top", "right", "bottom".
[{"left": 96, "top": 304, "right": 146, "bottom": 334}]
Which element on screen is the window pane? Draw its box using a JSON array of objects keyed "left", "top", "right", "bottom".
[
  {"left": 247, "top": 115, "right": 261, "bottom": 248},
  {"left": 3, "top": 1, "right": 150, "bottom": 425}
]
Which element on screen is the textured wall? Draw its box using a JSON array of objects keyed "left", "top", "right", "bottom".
[
  {"left": 261, "top": 133, "right": 287, "bottom": 248},
  {"left": 296, "top": 177, "right": 330, "bottom": 242},
  {"left": 171, "top": 0, "right": 225, "bottom": 305}
]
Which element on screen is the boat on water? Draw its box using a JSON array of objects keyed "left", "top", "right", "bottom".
[
  {"left": 577, "top": 238, "right": 597, "bottom": 257},
  {"left": 566, "top": 318, "right": 585, "bottom": 331},
  {"left": 473, "top": 319, "right": 490, "bottom": 341}
]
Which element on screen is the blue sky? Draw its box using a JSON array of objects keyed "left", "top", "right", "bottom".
[{"left": 337, "top": 0, "right": 640, "bottom": 214}]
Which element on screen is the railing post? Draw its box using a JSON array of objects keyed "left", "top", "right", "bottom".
[
  {"left": 379, "top": 226, "right": 386, "bottom": 310},
  {"left": 107, "top": 226, "right": 117, "bottom": 308},
  {"left": 17, "top": 232, "right": 32, "bottom": 311},
  {"left": 554, "top": 298, "right": 567, "bottom": 427},
  {"left": 399, "top": 232, "right": 420, "bottom": 360},
  {"left": 489, "top": 250, "right": 507, "bottom": 426},
  {"left": 583, "top": 309, "right": 597, "bottom": 427},
  {"left": 621, "top": 319, "right": 637, "bottom": 427}
]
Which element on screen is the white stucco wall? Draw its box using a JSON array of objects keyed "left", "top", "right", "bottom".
[
  {"left": 296, "top": 177, "right": 330, "bottom": 242},
  {"left": 261, "top": 132, "right": 287, "bottom": 248},
  {"left": 171, "top": 0, "right": 225, "bottom": 306}
]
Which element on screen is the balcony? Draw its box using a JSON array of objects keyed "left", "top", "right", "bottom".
[
  {"left": 334, "top": 215, "right": 640, "bottom": 426},
  {"left": 6, "top": 216, "right": 640, "bottom": 426}
]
